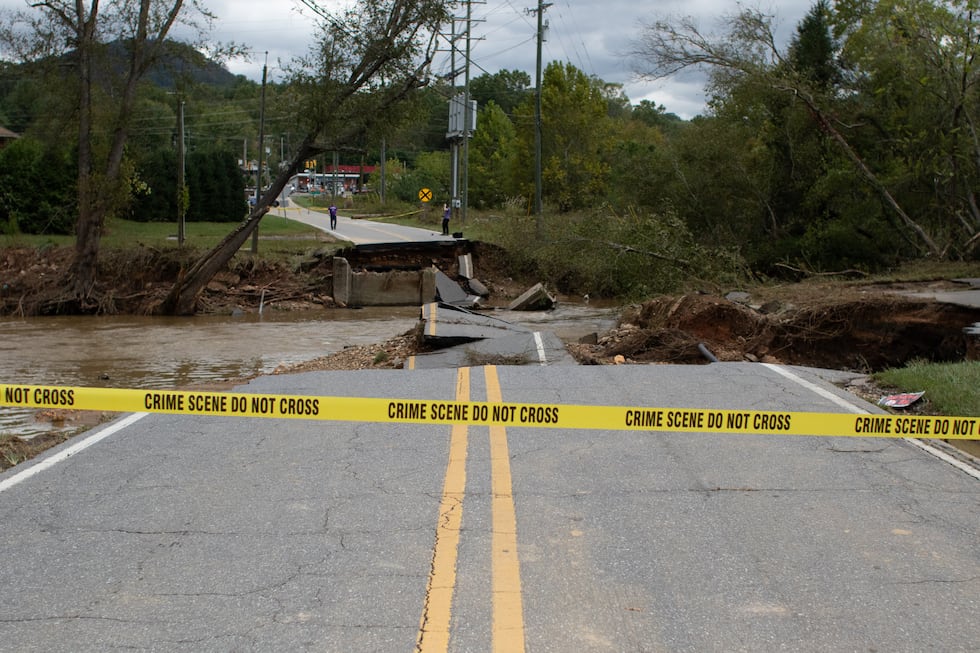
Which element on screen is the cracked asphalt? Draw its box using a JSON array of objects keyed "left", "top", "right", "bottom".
[{"left": 0, "top": 364, "right": 977, "bottom": 651}]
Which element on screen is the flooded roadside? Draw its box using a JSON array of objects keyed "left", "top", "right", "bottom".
[
  {"left": 1, "top": 303, "right": 619, "bottom": 439},
  {"left": 1, "top": 307, "right": 420, "bottom": 439}
]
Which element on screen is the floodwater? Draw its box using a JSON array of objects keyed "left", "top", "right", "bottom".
[{"left": 1, "top": 303, "right": 619, "bottom": 438}]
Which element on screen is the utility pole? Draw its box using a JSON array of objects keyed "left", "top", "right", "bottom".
[
  {"left": 447, "top": 15, "right": 462, "bottom": 225},
  {"left": 461, "top": 0, "right": 473, "bottom": 227},
  {"left": 446, "top": 1, "right": 483, "bottom": 230},
  {"left": 533, "top": 0, "right": 551, "bottom": 223},
  {"left": 251, "top": 53, "right": 268, "bottom": 254},
  {"left": 380, "top": 138, "right": 387, "bottom": 204},
  {"left": 176, "top": 99, "right": 186, "bottom": 246}
]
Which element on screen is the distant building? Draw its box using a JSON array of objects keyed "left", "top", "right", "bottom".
[
  {"left": 292, "top": 165, "right": 377, "bottom": 194},
  {"left": 0, "top": 126, "right": 20, "bottom": 150}
]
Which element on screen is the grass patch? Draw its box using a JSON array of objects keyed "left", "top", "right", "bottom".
[
  {"left": 874, "top": 360, "right": 980, "bottom": 417},
  {"left": 1, "top": 217, "right": 331, "bottom": 257},
  {"left": 865, "top": 260, "right": 980, "bottom": 284}
]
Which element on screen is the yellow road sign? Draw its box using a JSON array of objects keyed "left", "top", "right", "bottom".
[{"left": 419, "top": 187, "right": 433, "bottom": 202}]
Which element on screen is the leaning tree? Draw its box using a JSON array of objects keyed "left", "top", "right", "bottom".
[
  {"left": 629, "top": 5, "right": 945, "bottom": 259},
  {"left": 154, "top": 0, "right": 452, "bottom": 315}
]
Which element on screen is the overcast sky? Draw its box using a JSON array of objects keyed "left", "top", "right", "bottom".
[
  {"left": 2, "top": 0, "right": 818, "bottom": 118},
  {"left": 202, "top": 0, "right": 818, "bottom": 118}
]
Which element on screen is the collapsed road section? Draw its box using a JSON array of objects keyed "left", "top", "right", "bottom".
[{"left": 409, "top": 302, "right": 576, "bottom": 369}]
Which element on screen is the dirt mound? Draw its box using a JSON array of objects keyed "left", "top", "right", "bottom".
[{"left": 579, "top": 292, "right": 980, "bottom": 372}]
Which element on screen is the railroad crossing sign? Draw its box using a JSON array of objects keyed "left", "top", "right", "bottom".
[{"left": 418, "top": 187, "right": 433, "bottom": 203}]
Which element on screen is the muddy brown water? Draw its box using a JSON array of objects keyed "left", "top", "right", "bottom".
[{"left": 1, "top": 304, "right": 619, "bottom": 439}]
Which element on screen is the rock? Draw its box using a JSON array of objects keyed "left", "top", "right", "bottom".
[
  {"left": 759, "top": 300, "right": 785, "bottom": 314},
  {"left": 466, "top": 278, "right": 490, "bottom": 297},
  {"left": 726, "top": 291, "right": 752, "bottom": 304}
]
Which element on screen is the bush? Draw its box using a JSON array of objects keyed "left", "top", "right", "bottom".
[
  {"left": 749, "top": 212, "right": 902, "bottom": 276},
  {"left": 483, "top": 205, "right": 745, "bottom": 299}
]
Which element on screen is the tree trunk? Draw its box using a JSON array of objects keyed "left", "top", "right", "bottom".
[{"left": 67, "top": 6, "right": 101, "bottom": 304}]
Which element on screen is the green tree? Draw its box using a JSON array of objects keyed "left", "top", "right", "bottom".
[
  {"left": 390, "top": 150, "right": 450, "bottom": 203},
  {"left": 603, "top": 110, "right": 669, "bottom": 209},
  {"left": 630, "top": 4, "right": 944, "bottom": 259},
  {"left": 186, "top": 146, "right": 246, "bottom": 222},
  {"left": 132, "top": 144, "right": 246, "bottom": 223},
  {"left": 469, "top": 100, "right": 518, "bottom": 208},
  {"left": 630, "top": 100, "right": 684, "bottom": 132},
  {"left": 513, "top": 62, "right": 612, "bottom": 212},
  {"left": 0, "top": 137, "right": 75, "bottom": 234},
  {"left": 834, "top": 0, "right": 980, "bottom": 257},
  {"left": 131, "top": 147, "right": 177, "bottom": 222},
  {"left": 469, "top": 69, "right": 531, "bottom": 116},
  {"left": 790, "top": 0, "right": 840, "bottom": 89}
]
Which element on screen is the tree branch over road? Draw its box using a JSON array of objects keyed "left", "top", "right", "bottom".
[{"left": 155, "top": 0, "right": 451, "bottom": 315}]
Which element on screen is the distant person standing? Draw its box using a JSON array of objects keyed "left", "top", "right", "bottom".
[
  {"left": 329, "top": 203, "right": 338, "bottom": 230},
  {"left": 442, "top": 203, "right": 450, "bottom": 236}
]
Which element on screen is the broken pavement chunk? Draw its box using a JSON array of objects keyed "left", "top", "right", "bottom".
[
  {"left": 507, "top": 282, "right": 556, "bottom": 311},
  {"left": 434, "top": 268, "right": 479, "bottom": 307}
]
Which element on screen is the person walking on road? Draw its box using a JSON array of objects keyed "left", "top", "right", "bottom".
[
  {"left": 329, "top": 203, "right": 338, "bottom": 230},
  {"left": 442, "top": 202, "right": 450, "bottom": 236}
]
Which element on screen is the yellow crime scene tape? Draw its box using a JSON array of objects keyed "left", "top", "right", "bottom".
[{"left": 2, "top": 383, "right": 978, "bottom": 440}]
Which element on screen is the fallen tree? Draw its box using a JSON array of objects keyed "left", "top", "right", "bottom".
[{"left": 154, "top": 0, "right": 451, "bottom": 315}]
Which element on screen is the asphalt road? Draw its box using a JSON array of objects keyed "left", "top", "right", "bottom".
[
  {"left": 273, "top": 195, "right": 455, "bottom": 245},
  {"left": 1, "top": 363, "right": 977, "bottom": 652}
]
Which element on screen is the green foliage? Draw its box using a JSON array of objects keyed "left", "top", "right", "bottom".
[
  {"left": 629, "top": 1, "right": 980, "bottom": 271},
  {"left": 0, "top": 137, "right": 75, "bottom": 235},
  {"left": 388, "top": 151, "right": 450, "bottom": 204},
  {"left": 470, "top": 69, "right": 532, "bottom": 116},
  {"left": 131, "top": 147, "right": 177, "bottom": 222},
  {"left": 630, "top": 100, "right": 684, "bottom": 132},
  {"left": 512, "top": 62, "right": 613, "bottom": 212},
  {"left": 469, "top": 101, "right": 518, "bottom": 208},
  {"left": 186, "top": 147, "right": 246, "bottom": 222},
  {"left": 132, "top": 145, "right": 246, "bottom": 222},
  {"left": 828, "top": 0, "right": 980, "bottom": 257}
]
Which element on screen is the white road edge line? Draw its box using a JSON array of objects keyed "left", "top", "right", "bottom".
[
  {"left": 533, "top": 332, "right": 547, "bottom": 366},
  {"left": 762, "top": 363, "right": 980, "bottom": 481},
  {"left": 0, "top": 412, "right": 149, "bottom": 494}
]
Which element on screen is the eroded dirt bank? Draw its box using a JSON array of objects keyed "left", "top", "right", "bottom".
[{"left": 573, "top": 289, "right": 980, "bottom": 372}]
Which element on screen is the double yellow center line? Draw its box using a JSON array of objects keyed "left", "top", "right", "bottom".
[{"left": 416, "top": 366, "right": 526, "bottom": 652}]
